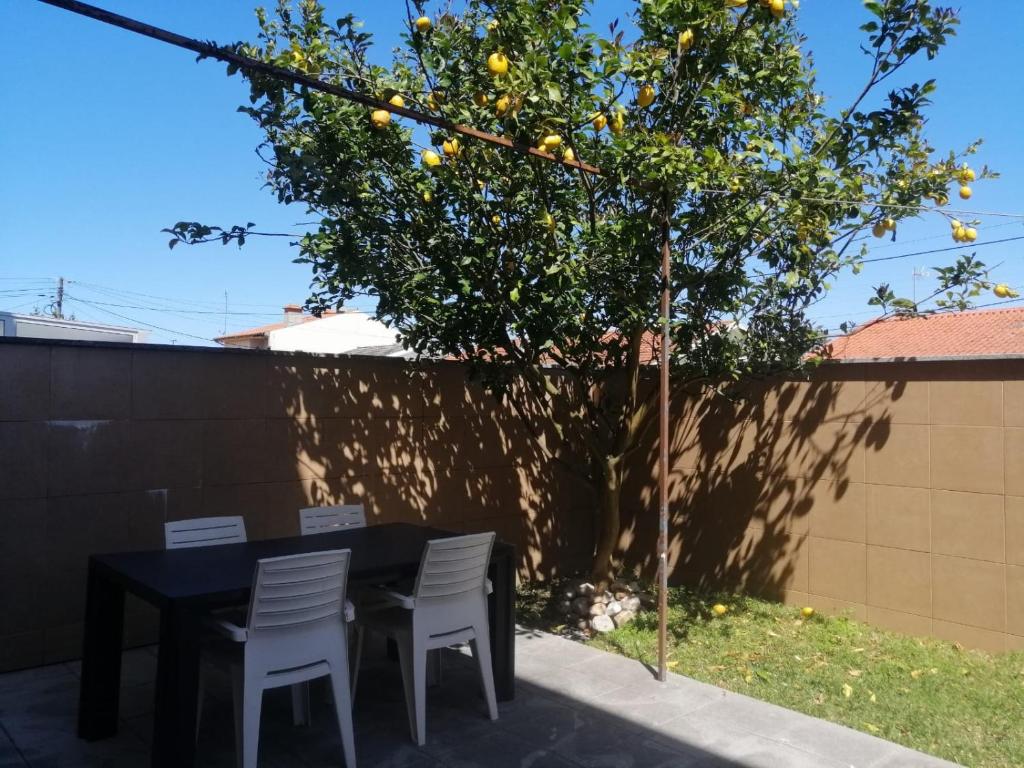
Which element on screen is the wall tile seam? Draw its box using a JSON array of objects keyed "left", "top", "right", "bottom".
[
  {"left": 929, "top": 552, "right": 1009, "bottom": 567},
  {"left": 932, "top": 616, "right": 1009, "bottom": 642}
]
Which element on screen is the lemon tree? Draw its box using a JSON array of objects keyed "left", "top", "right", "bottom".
[{"left": 186, "top": 0, "right": 986, "bottom": 583}]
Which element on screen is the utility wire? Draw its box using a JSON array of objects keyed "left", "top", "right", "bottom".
[
  {"left": 65, "top": 294, "right": 284, "bottom": 317},
  {"left": 68, "top": 297, "right": 214, "bottom": 343},
  {"left": 859, "top": 235, "right": 1024, "bottom": 265}
]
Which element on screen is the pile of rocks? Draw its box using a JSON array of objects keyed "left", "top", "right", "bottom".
[{"left": 560, "top": 580, "right": 651, "bottom": 634}]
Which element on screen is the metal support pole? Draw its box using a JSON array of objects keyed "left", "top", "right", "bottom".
[{"left": 657, "top": 215, "right": 671, "bottom": 683}]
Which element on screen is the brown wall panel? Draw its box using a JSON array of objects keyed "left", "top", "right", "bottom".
[{"left": 4, "top": 339, "right": 1024, "bottom": 671}]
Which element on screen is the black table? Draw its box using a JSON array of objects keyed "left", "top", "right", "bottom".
[{"left": 77, "top": 522, "right": 516, "bottom": 768}]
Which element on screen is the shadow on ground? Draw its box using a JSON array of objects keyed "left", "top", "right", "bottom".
[{"left": 0, "top": 627, "right": 953, "bottom": 768}]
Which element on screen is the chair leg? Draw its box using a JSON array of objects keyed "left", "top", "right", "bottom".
[
  {"left": 238, "top": 671, "right": 262, "bottom": 768},
  {"left": 230, "top": 665, "right": 244, "bottom": 768},
  {"left": 195, "top": 666, "right": 205, "bottom": 743},
  {"left": 328, "top": 654, "right": 357, "bottom": 768},
  {"left": 396, "top": 636, "right": 426, "bottom": 746},
  {"left": 290, "top": 682, "right": 310, "bottom": 726},
  {"left": 469, "top": 628, "right": 498, "bottom": 721},
  {"left": 350, "top": 625, "right": 365, "bottom": 706}
]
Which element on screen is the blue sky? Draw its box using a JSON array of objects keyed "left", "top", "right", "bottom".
[{"left": 2, "top": 1, "right": 1022, "bottom": 344}]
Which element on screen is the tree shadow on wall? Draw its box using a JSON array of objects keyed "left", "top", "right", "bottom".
[
  {"left": 616, "top": 365, "right": 900, "bottom": 603},
  {"left": 262, "top": 353, "right": 595, "bottom": 580}
]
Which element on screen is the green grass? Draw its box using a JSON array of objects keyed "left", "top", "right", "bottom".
[{"left": 517, "top": 581, "right": 1024, "bottom": 768}]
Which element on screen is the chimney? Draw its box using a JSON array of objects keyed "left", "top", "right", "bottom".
[{"left": 283, "top": 304, "right": 305, "bottom": 326}]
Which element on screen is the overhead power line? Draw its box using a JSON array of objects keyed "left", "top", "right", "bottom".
[
  {"left": 63, "top": 294, "right": 283, "bottom": 318},
  {"left": 860, "top": 234, "right": 1024, "bottom": 265},
  {"left": 68, "top": 296, "right": 214, "bottom": 343}
]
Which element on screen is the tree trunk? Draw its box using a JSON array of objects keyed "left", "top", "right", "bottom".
[{"left": 590, "top": 454, "right": 623, "bottom": 588}]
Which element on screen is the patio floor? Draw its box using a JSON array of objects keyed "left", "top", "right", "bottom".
[{"left": 0, "top": 627, "right": 958, "bottom": 768}]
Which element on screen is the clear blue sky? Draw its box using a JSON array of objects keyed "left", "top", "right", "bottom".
[{"left": 2, "top": 1, "right": 1022, "bottom": 344}]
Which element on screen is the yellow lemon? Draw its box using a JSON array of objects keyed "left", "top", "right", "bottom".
[
  {"left": 421, "top": 149, "right": 441, "bottom": 167},
  {"left": 995, "top": 283, "right": 1012, "bottom": 298},
  {"left": 769, "top": 0, "right": 785, "bottom": 17},
  {"left": 542, "top": 211, "right": 556, "bottom": 232},
  {"left": 473, "top": 91, "right": 489, "bottom": 107},
  {"left": 486, "top": 19, "right": 499, "bottom": 33},
  {"left": 609, "top": 109, "right": 626, "bottom": 135},
  {"left": 415, "top": 16, "right": 431, "bottom": 33},
  {"left": 592, "top": 113, "right": 608, "bottom": 132},
  {"left": 422, "top": 190, "right": 433, "bottom": 203},
  {"left": 426, "top": 90, "right": 444, "bottom": 110},
  {"left": 872, "top": 222, "right": 887, "bottom": 238},
  {"left": 712, "top": 604, "right": 728, "bottom": 616},
  {"left": 562, "top": 147, "right": 575, "bottom": 163},
  {"left": 725, "top": 0, "right": 748, "bottom": 7},
  {"left": 495, "top": 95, "right": 511, "bottom": 116},
  {"left": 960, "top": 167, "right": 976, "bottom": 183},
  {"left": 678, "top": 28, "right": 695, "bottom": 51},
  {"left": 950, "top": 218, "right": 962, "bottom": 230},
  {"left": 487, "top": 52, "right": 509, "bottom": 76},
  {"left": 801, "top": 606, "right": 815, "bottom": 618},
  {"left": 637, "top": 84, "right": 656, "bottom": 108},
  {"left": 370, "top": 109, "right": 391, "bottom": 128},
  {"left": 953, "top": 226, "right": 967, "bottom": 242},
  {"left": 491, "top": 214, "right": 501, "bottom": 225},
  {"left": 964, "top": 227, "right": 978, "bottom": 242},
  {"left": 883, "top": 217, "right": 896, "bottom": 231},
  {"left": 542, "top": 134, "right": 562, "bottom": 150},
  {"left": 959, "top": 185, "right": 973, "bottom": 200},
  {"left": 442, "top": 137, "right": 460, "bottom": 157},
  {"left": 388, "top": 94, "right": 405, "bottom": 108}
]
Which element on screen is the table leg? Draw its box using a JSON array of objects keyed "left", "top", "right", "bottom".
[
  {"left": 151, "top": 604, "right": 202, "bottom": 768},
  {"left": 488, "top": 548, "right": 516, "bottom": 701},
  {"left": 78, "top": 561, "right": 125, "bottom": 740}
]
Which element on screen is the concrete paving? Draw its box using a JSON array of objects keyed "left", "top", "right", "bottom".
[{"left": 0, "top": 627, "right": 959, "bottom": 767}]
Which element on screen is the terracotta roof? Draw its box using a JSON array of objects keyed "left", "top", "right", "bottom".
[
  {"left": 215, "top": 310, "right": 336, "bottom": 342},
  {"left": 827, "top": 306, "right": 1024, "bottom": 361}
]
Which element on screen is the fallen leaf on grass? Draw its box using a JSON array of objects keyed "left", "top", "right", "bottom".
[
  {"left": 842, "top": 683, "right": 853, "bottom": 698},
  {"left": 666, "top": 661, "right": 679, "bottom": 669},
  {"left": 869, "top": 691, "right": 877, "bottom": 703},
  {"left": 910, "top": 669, "right": 924, "bottom": 679},
  {"left": 863, "top": 723, "right": 880, "bottom": 733},
  {"left": 847, "top": 670, "right": 862, "bottom": 677}
]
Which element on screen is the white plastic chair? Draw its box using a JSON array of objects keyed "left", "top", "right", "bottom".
[
  {"left": 299, "top": 504, "right": 367, "bottom": 535},
  {"left": 201, "top": 549, "right": 357, "bottom": 768},
  {"left": 164, "top": 516, "right": 247, "bottom": 549},
  {"left": 297, "top": 503, "right": 367, "bottom": 711},
  {"left": 356, "top": 532, "right": 498, "bottom": 746}
]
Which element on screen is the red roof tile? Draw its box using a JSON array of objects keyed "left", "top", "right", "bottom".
[{"left": 827, "top": 306, "right": 1024, "bottom": 360}]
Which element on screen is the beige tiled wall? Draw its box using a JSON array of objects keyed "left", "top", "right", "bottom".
[
  {"left": 3, "top": 340, "right": 1023, "bottom": 671},
  {"left": 619, "top": 360, "right": 1024, "bottom": 653}
]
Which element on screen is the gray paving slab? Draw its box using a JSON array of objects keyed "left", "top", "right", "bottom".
[{"left": 0, "top": 628, "right": 963, "bottom": 767}]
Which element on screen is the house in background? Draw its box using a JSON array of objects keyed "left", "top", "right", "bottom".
[
  {"left": 0, "top": 311, "right": 147, "bottom": 344},
  {"left": 216, "top": 304, "right": 412, "bottom": 357},
  {"left": 827, "top": 305, "right": 1024, "bottom": 361}
]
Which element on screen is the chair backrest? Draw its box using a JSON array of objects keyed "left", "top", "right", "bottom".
[
  {"left": 164, "top": 516, "right": 247, "bottom": 549},
  {"left": 247, "top": 549, "right": 350, "bottom": 638},
  {"left": 298, "top": 504, "right": 366, "bottom": 536},
  {"left": 414, "top": 532, "right": 495, "bottom": 602}
]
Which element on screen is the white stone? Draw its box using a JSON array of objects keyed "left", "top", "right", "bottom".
[
  {"left": 613, "top": 609, "right": 636, "bottom": 628},
  {"left": 591, "top": 615, "right": 615, "bottom": 633},
  {"left": 577, "top": 582, "right": 596, "bottom": 596},
  {"left": 620, "top": 596, "right": 642, "bottom": 612},
  {"left": 589, "top": 602, "right": 606, "bottom": 617},
  {"left": 605, "top": 601, "right": 623, "bottom": 617}
]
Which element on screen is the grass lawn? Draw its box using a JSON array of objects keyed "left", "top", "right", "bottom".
[{"left": 517, "top": 582, "right": 1024, "bottom": 768}]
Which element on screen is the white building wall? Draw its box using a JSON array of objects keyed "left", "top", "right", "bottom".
[{"left": 266, "top": 312, "right": 399, "bottom": 355}]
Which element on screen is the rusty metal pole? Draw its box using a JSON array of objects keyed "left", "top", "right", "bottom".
[{"left": 657, "top": 213, "right": 671, "bottom": 683}]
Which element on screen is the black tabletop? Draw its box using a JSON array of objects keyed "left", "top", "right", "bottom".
[{"left": 92, "top": 522, "right": 508, "bottom": 608}]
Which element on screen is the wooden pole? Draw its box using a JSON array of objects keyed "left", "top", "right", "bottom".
[
  {"left": 35, "top": 0, "right": 602, "bottom": 175},
  {"left": 657, "top": 212, "right": 671, "bottom": 683}
]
